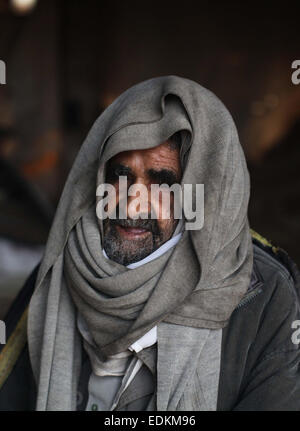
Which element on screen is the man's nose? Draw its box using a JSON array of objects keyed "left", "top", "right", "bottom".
[{"left": 126, "top": 178, "right": 151, "bottom": 219}]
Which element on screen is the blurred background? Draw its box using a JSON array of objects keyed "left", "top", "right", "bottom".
[{"left": 0, "top": 0, "right": 299, "bottom": 317}]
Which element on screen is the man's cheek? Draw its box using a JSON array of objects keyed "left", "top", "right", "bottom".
[
  {"left": 151, "top": 190, "right": 173, "bottom": 220},
  {"left": 156, "top": 218, "right": 171, "bottom": 240},
  {"left": 104, "top": 197, "right": 118, "bottom": 218},
  {"left": 106, "top": 185, "right": 121, "bottom": 218}
]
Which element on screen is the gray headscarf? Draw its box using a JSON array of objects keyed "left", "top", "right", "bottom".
[{"left": 28, "top": 76, "right": 253, "bottom": 410}]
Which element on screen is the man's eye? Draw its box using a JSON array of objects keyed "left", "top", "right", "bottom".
[
  {"left": 106, "top": 167, "right": 131, "bottom": 183},
  {"left": 155, "top": 177, "right": 177, "bottom": 187},
  {"left": 115, "top": 168, "right": 128, "bottom": 177}
]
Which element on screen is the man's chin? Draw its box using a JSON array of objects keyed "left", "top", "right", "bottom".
[{"left": 103, "top": 234, "right": 155, "bottom": 266}]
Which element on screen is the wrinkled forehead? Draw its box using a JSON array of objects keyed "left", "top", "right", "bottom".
[
  {"left": 104, "top": 138, "right": 183, "bottom": 182},
  {"left": 106, "top": 133, "right": 181, "bottom": 164},
  {"left": 101, "top": 132, "right": 190, "bottom": 184}
]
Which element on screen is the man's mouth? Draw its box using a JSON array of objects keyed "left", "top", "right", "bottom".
[{"left": 116, "top": 224, "right": 151, "bottom": 239}]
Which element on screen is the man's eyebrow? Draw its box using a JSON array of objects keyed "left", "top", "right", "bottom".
[{"left": 147, "top": 168, "right": 180, "bottom": 185}]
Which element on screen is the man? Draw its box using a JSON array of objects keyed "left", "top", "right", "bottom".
[{"left": 1, "top": 76, "right": 300, "bottom": 411}]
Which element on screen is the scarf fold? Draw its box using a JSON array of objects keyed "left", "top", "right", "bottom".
[{"left": 28, "top": 76, "right": 253, "bottom": 410}]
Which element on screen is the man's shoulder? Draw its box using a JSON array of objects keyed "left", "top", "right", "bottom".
[
  {"left": 219, "top": 232, "right": 300, "bottom": 411},
  {"left": 250, "top": 229, "right": 300, "bottom": 300},
  {"left": 232, "top": 229, "right": 300, "bottom": 328}
]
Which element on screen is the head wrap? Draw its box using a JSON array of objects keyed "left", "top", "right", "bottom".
[{"left": 28, "top": 76, "right": 253, "bottom": 410}]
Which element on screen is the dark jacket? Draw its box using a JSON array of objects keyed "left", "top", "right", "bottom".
[{"left": 1, "top": 231, "right": 300, "bottom": 411}]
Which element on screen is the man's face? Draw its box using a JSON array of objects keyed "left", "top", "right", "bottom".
[{"left": 102, "top": 140, "right": 182, "bottom": 265}]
